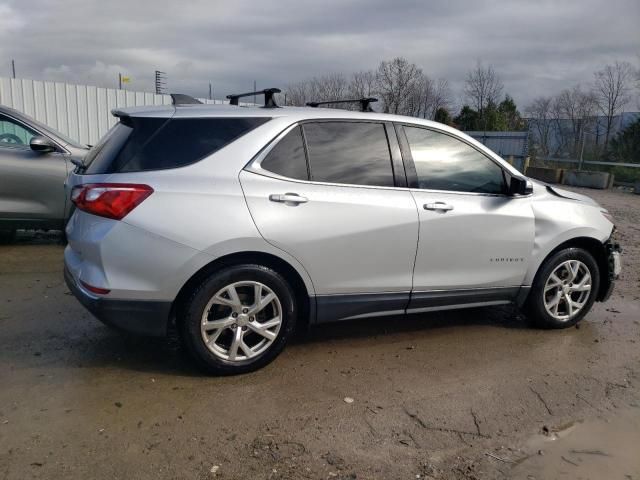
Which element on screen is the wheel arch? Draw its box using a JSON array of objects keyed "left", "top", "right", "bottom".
[
  {"left": 171, "top": 250, "right": 314, "bottom": 331},
  {"left": 528, "top": 236, "right": 609, "bottom": 301}
]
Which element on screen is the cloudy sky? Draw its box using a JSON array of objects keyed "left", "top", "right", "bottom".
[{"left": 1, "top": 0, "right": 638, "bottom": 109}]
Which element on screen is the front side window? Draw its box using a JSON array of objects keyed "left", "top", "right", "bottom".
[
  {"left": 404, "top": 126, "right": 506, "bottom": 194},
  {"left": 260, "top": 126, "right": 308, "bottom": 180},
  {"left": 0, "top": 114, "right": 38, "bottom": 149},
  {"left": 303, "top": 122, "right": 394, "bottom": 187}
]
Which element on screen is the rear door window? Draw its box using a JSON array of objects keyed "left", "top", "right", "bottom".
[
  {"left": 260, "top": 126, "right": 309, "bottom": 180},
  {"left": 85, "top": 116, "right": 270, "bottom": 174},
  {"left": 302, "top": 122, "right": 395, "bottom": 187}
]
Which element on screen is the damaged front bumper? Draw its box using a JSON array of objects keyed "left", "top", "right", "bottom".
[{"left": 599, "top": 237, "right": 622, "bottom": 302}]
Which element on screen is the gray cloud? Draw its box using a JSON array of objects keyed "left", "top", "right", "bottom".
[{"left": 1, "top": 0, "right": 638, "bottom": 109}]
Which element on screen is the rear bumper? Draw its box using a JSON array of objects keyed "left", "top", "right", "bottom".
[{"left": 64, "top": 266, "right": 171, "bottom": 336}]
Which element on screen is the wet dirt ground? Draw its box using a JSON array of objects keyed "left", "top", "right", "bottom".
[{"left": 1, "top": 186, "right": 639, "bottom": 480}]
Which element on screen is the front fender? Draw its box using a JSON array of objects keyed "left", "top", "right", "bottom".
[{"left": 523, "top": 200, "right": 613, "bottom": 285}]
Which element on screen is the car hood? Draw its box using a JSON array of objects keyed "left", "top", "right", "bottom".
[{"left": 531, "top": 179, "right": 600, "bottom": 207}]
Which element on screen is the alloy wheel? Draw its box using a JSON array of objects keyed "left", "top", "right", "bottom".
[
  {"left": 543, "top": 260, "right": 592, "bottom": 321},
  {"left": 200, "top": 281, "right": 282, "bottom": 362}
]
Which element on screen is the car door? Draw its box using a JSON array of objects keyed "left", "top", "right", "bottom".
[
  {"left": 240, "top": 120, "right": 419, "bottom": 322},
  {"left": 398, "top": 124, "right": 534, "bottom": 310},
  {"left": 0, "top": 113, "right": 69, "bottom": 227}
]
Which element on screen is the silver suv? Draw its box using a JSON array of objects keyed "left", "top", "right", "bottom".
[{"left": 64, "top": 91, "right": 621, "bottom": 375}]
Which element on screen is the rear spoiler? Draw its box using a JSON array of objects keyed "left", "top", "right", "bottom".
[{"left": 110, "top": 93, "right": 202, "bottom": 118}]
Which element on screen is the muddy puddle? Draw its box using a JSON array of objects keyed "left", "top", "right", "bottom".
[{"left": 511, "top": 406, "right": 640, "bottom": 479}]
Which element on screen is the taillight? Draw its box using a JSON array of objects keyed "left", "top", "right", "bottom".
[
  {"left": 71, "top": 183, "right": 153, "bottom": 220},
  {"left": 80, "top": 280, "right": 111, "bottom": 295}
]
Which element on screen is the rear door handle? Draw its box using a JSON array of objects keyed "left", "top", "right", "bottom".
[
  {"left": 269, "top": 193, "right": 308, "bottom": 204},
  {"left": 424, "top": 202, "right": 454, "bottom": 212}
]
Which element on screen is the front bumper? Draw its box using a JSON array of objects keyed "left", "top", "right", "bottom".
[
  {"left": 598, "top": 239, "right": 622, "bottom": 302},
  {"left": 64, "top": 266, "right": 172, "bottom": 336}
]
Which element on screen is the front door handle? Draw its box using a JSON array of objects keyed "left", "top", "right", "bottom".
[
  {"left": 424, "top": 202, "right": 454, "bottom": 212},
  {"left": 269, "top": 193, "right": 308, "bottom": 204}
]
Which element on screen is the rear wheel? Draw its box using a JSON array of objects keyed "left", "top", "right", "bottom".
[
  {"left": 179, "top": 264, "right": 297, "bottom": 375},
  {"left": 525, "top": 247, "right": 600, "bottom": 329}
]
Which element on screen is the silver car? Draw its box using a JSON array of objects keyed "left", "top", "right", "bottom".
[
  {"left": 0, "top": 105, "right": 88, "bottom": 242},
  {"left": 64, "top": 92, "right": 621, "bottom": 375}
]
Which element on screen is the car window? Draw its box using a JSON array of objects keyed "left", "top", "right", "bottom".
[
  {"left": 85, "top": 116, "right": 270, "bottom": 174},
  {"left": 303, "top": 122, "right": 394, "bottom": 187},
  {"left": 0, "top": 114, "right": 38, "bottom": 149},
  {"left": 404, "top": 126, "right": 506, "bottom": 194},
  {"left": 260, "top": 126, "right": 309, "bottom": 180}
]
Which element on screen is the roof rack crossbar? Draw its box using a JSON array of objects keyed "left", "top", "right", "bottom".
[
  {"left": 306, "top": 97, "right": 378, "bottom": 112},
  {"left": 226, "top": 88, "right": 281, "bottom": 108},
  {"left": 170, "top": 93, "right": 203, "bottom": 105}
]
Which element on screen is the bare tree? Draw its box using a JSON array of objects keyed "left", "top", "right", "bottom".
[
  {"left": 285, "top": 80, "right": 312, "bottom": 106},
  {"left": 525, "top": 96, "right": 553, "bottom": 157},
  {"left": 375, "top": 57, "right": 423, "bottom": 115},
  {"left": 309, "top": 73, "right": 349, "bottom": 105},
  {"left": 285, "top": 74, "right": 349, "bottom": 107},
  {"left": 593, "top": 61, "right": 634, "bottom": 147},
  {"left": 349, "top": 70, "right": 377, "bottom": 98},
  {"left": 464, "top": 61, "right": 503, "bottom": 121},
  {"left": 553, "top": 85, "right": 597, "bottom": 157},
  {"left": 431, "top": 79, "right": 453, "bottom": 120}
]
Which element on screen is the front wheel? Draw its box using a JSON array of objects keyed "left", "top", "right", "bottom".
[
  {"left": 525, "top": 247, "right": 600, "bottom": 329},
  {"left": 178, "top": 264, "right": 297, "bottom": 375}
]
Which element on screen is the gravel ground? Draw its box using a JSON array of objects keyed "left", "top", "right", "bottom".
[{"left": 0, "top": 186, "right": 639, "bottom": 480}]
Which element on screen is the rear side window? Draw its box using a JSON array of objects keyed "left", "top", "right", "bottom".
[
  {"left": 85, "top": 117, "right": 269, "bottom": 174},
  {"left": 260, "top": 126, "right": 309, "bottom": 180},
  {"left": 303, "top": 122, "right": 394, "bottom": 187}
]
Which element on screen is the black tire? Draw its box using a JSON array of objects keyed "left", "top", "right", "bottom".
[
  {"left": 0, "top": 230, "right": 16, "bottom": 244},
  {"left": 524, "top": 247, "right": 600, "bottom": 329},
  {"left": 178, "top": 264, "right": 297, "bottom": 375}
]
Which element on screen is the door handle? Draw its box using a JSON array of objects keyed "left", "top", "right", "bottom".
[
  {"left": 269, "top": 193, "right": 308, "bottom": 204},
  {"left": 424, "top": 202, "right": 454, "bottom": 212}
]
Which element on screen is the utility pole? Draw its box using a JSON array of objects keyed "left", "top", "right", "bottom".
[
  {"left": 209, "top": 82, "right": 212, "bottom": 101},
  {"left": 11, "top": 59, "right": 16, "bottom": 79},
  {"left": 118, "top": 73, "right": 122, "bottom": 90},
  {"left": 579, "top": 129, "right": 586, "bottom": 171},
  {"left": 155, "top": 70, "right": 167, "bottom": 95},
  {"left": 253, "top": 80, "right": 256, "bottom": 104}
]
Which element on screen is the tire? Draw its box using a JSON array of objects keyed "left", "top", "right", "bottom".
[
  {"left": 525, "top": 247, "right": 600, "bottom": 329},
  {"left": 0, "top": 230, "right": 16, "bottom": 244},
  {"left": 178, "top": 264, "right": 297, "bottom": 375}
]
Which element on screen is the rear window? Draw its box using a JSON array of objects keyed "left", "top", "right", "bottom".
[
  {"left": 303, "top": 122, "right": 395, "bottom": 187},
  {"left": 84, "top": 116, "right": 269, "bottom": 174}
]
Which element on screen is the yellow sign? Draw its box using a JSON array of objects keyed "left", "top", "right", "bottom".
[{"left": 121, "top": 76, "right": 131, "bottom": 84}]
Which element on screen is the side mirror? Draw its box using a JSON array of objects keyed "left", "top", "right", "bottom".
[
  {"left": 30, "top": 136, "right": 57, "bottom": 153},
  {"left": 508, "top": 175, "right": 533, "bottom": 196}
]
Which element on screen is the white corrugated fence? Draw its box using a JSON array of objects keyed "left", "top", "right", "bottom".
[{"left": 0, "top": 77, "right": 219, "bottom": 145}]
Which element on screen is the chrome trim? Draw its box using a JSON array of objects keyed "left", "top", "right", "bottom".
[
  {"left": 340, "top": 309, "right": 406, "bottom": 321},
  {"left": 244, "top": 120, "right": 531, "bottom": 198},
  {"left": 406, "top": 300, "right": 511, "bottom": 314}
]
